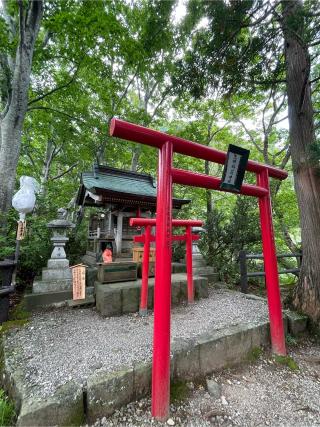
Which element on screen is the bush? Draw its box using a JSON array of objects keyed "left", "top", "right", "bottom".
[{"left": 200, "top": 197, "right": 261, "bottom": 283}]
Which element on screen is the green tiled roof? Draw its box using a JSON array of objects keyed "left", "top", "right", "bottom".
[
  {"left": 82, "top": 168, "right": 157, "bottom": 198},
  {"left": 76, "top": 165, "right": 189, "bottom": 208}
]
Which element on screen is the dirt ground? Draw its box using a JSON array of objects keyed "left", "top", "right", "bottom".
[{"left": 90, "top": 338, "right": 320, "bottom": 427}]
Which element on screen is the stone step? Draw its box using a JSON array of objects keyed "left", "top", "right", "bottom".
[
  {"left": 96, "top": 274, "right": 209, "bottom": 317},
  {"left": 193, "top": 266, "right": 216, "bottom": 275},
  {"left": 32, "top": 278, "right": 72, "bottom": 294},
  {"left": 192, "top": 259, "right": 207, "bottom": 267},
  {"left": 24, "top": 289, "right": 73, "bottom": 310},
  {"left": 24, "top": 286, "right": 94, "bottom": 310},
  {"left": 42, "top": 268, "right": 72, "bottom": 281},
  {"left": 67, "top": 295, "right": 95, "bottom": 307},
  {"left": 205, "top": 273, "right": 221, "bottom": 283}
]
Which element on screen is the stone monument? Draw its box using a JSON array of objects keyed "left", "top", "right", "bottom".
[{"left": 32, "top": 208, "right": 75, "bottom": 294}]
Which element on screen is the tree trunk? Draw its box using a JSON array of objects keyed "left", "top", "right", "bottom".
[
  {"left": 131, "top": 146, "right": 141, "bottom": 172},
  {"left": 282, "top": 0, "right": 320, "bottom": 323},
  {"left": 0, "top": 1, "right": 43, "bottom": 227}
]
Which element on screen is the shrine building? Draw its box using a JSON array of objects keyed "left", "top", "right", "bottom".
[{"left": 76, "top": 165, "right": 189, "bottom": 265}]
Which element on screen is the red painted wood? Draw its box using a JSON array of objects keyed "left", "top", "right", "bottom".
[
  {"left": 258, "top": 169, "right": 286, "bottom": 355},
  {"left": 110, "top": 118, "right": 287, "bottom": 180}
]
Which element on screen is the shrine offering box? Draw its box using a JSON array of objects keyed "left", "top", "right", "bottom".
[
  {"left": 97, "top": 261, "right": 137, "bottom": 283},
  {"left": 132, "top": 247, "right": 156, "bottom": 263}
]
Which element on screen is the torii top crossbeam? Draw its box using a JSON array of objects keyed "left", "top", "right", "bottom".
[{"left": 110, "top": 118, "right": 287, "bottom": 181}]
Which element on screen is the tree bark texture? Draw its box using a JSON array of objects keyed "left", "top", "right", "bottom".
[
  {"left": 0, "top": 1, "right": 43, "bottom": 224},
  {"left": 282, "top": 0, "right": 320, "bottom": 323}
]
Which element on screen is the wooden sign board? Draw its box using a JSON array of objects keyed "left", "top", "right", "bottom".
[
  {"left": 220, "top": 144, "right": 250, "bottom": 193},
  {"left": 16, "top": 221, "right": 27, "bottom": 241},
  {"left": 70, "top": 264, "right": 86, "bottom": 300}
]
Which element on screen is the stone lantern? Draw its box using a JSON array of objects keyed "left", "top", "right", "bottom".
[
  {"left": 192, "top": 226, "right": 205, "bottom": 265},
  {"left": 32, "top": 208, "right": 75, "bottom": 294},
  {"left": 47, "top": 208, "right": 75, "bottom": 267}
]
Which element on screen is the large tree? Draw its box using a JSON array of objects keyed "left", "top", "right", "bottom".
[
  {"left": 0, "top": 0, "right": 43, "bottom": 226},
  {"left": 176, "top": 0, "right": 320, "bottom": 323}
]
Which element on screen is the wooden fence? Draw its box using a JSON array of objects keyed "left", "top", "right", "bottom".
[{"left": 239, "top": 250, "right": 302, "bottom": 293}]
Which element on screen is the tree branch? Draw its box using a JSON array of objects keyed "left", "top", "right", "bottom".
[
  {"left": 51, "top": 162, "right": 78, "bottom": 181},
  {"left": 27, "top": 105, "right": 84, "bottom": 122},
  {"left": 227, "top": 97, "right": 265, "bottom": 156},
  {"left": 28, "top": 65, "right": 80, "bottom": 106}
]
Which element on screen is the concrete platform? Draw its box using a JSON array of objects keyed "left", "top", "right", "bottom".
[
  {"left": 95, "top": 273, "right": 208, "bottom": 317},
  {"left": 1, "top": 289, "right": 308, "bottom": 426}
]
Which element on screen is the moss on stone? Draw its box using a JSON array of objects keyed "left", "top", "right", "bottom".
[
  {"left": 62, "top": 408, "right": 86, "bottom": 427},
  {"left": 0, "top": 319, "right": 29, "bottom": 335},
  {"left": 274, "top": 355, "right": 299, "bottom": 371},
  {"left": 247, "top": 346, "right": 263, "bottom": 362},
  {"left": 170, "top": 380, "right": 190, "bottom": 402}
]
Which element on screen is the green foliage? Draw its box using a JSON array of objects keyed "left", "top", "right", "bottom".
[
  {"left": 286, "top": 334, "right": 298, "bottom": 347},
  {"left": 0, "top": 389, "right": 15, "bottom": 427},
  {"left": 66, "top": 221, "right": 88, "bottom": 266},
  {"left": 0, "top": 0, "right": 303, "bottom": 294},
  {"left": 200, "top": 197, "right": 261, "bottom": 282},
  {"left": 274, "top": 355, "right": 299, "bottom": 371},
  {"left": 18, "top": 216, "right": 51, "bottom": 274}
]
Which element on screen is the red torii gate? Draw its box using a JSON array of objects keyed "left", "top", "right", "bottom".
[
  {"left": 130, "top": 218, "right": 203, "bottom": 313},
  {"left": 110, "top": 118, "right": 287, "bottom": 420}
]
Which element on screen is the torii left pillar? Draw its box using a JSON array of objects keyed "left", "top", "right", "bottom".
[{"left": 152, "top": 140, "right": 173, "bottom": 420}]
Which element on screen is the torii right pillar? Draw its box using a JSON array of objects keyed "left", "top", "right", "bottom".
[{"left": 258, "top": 169, "right": 286, "bottom": 355}]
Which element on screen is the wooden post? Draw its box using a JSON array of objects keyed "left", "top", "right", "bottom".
[
  {"left": 115, "top": 212, "right": 123, "bottom": 256},
  {"left": 108, "top": 211, "right": 112, "bottom": 235}
]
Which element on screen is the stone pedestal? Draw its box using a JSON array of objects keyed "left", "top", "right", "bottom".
[{"left": 32, "top": 209, "right": 75, "bottom": 294}]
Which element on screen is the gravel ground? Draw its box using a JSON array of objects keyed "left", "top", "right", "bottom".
[
  {"left": 90, "top": 339, "right": 320, "bottom": 427},
  {"left": 5, "top": 288, "right": 269, "bottom": 398}
]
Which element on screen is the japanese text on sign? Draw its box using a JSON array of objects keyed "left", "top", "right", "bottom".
[
  {"left": 224, "top": 152, "right": 241, "bottom": 186},
  {"left": 71, "top": 264, "right": 86, "bottom": 300}
]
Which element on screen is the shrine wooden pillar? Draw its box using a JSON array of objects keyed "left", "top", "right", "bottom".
[{"left": 115, "top": 212, "right": 123, "bottom": 256}]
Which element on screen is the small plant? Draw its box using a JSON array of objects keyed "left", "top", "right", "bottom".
[
  {"left": 170, "top": 379, "right": 190, "bottom": 402},
  {"left": 247, "top": 346, "right": 263, "bottom": 362},
  {"left": 0, "top": 389, "right": 15, "bottom": 426},
  {"left": 286, "top": 334, "right": 298, "bottom": 347},
  {"left": 8, "top": 301, "right": 30, "bottom": 322},
  {"left": 274, "top": 355, "right": 299, "bottom": 371}
]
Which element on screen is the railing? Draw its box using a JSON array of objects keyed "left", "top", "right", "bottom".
[{"left": 239, "top": 250, "right": 302, "bottom": 293}]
